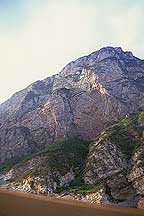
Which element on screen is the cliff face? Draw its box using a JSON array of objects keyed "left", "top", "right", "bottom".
[
  {"left": 0, "top": 47, "right": 144, "bottom": 208},
  {"left": 84, "top": 112, "right": 144, "bottom": 208},
  {"left": 0, "top": 46, "right": 144, "bottom": 166}
]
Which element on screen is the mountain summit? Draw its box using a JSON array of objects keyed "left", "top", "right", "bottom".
[
  {"left": 0, "top": 47, "right": 144, "bottom": 208},
  {"left": 0, "top": 46, "right": 144, "bottom": 164}
]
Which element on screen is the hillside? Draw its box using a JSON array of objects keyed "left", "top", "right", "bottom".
[
  {"left": 1, "top": 112, "right": 144, "bottom": 208},
  {"left": 0, "top": 47, "right": 144, "bottom": 208}
]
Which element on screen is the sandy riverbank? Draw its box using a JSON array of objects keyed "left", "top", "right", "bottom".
[{"left": 0, "top": 189, "right": 144, "bottom": 216}]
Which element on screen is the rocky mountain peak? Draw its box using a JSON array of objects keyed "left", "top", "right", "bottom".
[
  {"left": 59, "top": 46, "right": 140, "bottom": 81},
  {"left": 0, "top": 46, "right": 144, "bottom": 166},
  {"left": 96, "top": 46, "right": 134, "bottom": 61}
]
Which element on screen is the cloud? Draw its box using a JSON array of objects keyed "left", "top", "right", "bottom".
[{"left": 0, "top": 0, "right": 144, "bottom": 103}]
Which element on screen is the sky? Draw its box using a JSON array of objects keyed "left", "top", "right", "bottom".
[{"left": 0, "top": 0, "right": 144, "bottom": 103}]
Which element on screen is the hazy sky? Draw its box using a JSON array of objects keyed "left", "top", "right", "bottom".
[{"left": 0, "top": 0, "right": 144, "bottom": 103}]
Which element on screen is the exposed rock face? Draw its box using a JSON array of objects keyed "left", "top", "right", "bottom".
[
  {"left": 6, "top": 171, "right": 75, "bottom": 196},
  {"left": 0, "top": 47, "right": 144, "bottom": 208},
  {"left": 57, "top": 190, "right": 104, "bottom": 204},
  {"left": 128, "top": 144, "right": 144, "bottom": 208},
  {"left": 84, "top": 113, "right": 144, "bottom": 208},
  {"left": 84, "top": 140, "right": 127, "bottom": 184},
  {"left": 0, "top": 46, "right": 144, "bottom": 165}
]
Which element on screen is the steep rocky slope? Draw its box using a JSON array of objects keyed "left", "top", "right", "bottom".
[
  {"left": 0, "top": 46, "right": 144, "bottom": 168},
  {"left": 1, "top": 112, "right": 144, "bottom": 208},
  {"left": 84, "top": 112, "right": 144, "bottom": 208},
  {"left": 0, "top": 47, "right": 144, "bottom": 208}
]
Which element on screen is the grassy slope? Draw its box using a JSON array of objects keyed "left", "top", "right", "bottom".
[
  {"left": 5, "top": 138, "right": 92, "bottom": 188},
  {"left": 0, "top": 138, "right": 90, "bottom": 174},
  {"left": 95, "top": 112, "right": 144, "bottom": 160}
]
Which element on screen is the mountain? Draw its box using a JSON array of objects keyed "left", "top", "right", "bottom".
[{"left": 0, "top": 46, "right": 144, "bottom": 208}]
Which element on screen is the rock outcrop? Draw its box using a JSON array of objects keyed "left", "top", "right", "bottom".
[{"left": 84, "top": 112, "right": 144, "bottom": 208}]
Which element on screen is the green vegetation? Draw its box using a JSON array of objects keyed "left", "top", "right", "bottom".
[
  {"left": 109, "top": 127, "right": 137, "bottom": 160},
  {"left": 0, "top": 159, "right": 20, "bottom": 174},
  {"left": 14, "top": 137, "right": 90, "bottom": 171},
  {"left": 3, "top": 138, "right": 90, "bottom": 184},
  {"left": 97, "top": 112, "right": 144, "bottom": 160},
  {"left": 66, "top": 181, "right": 104, "bottom": 195},
  {"left": 56, "top": 175, "right": 105, "bottom": 195}
]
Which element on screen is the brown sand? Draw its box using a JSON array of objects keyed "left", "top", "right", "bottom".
[{"left": 0, "top": 189, "right": 144, "bottom": 216}]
